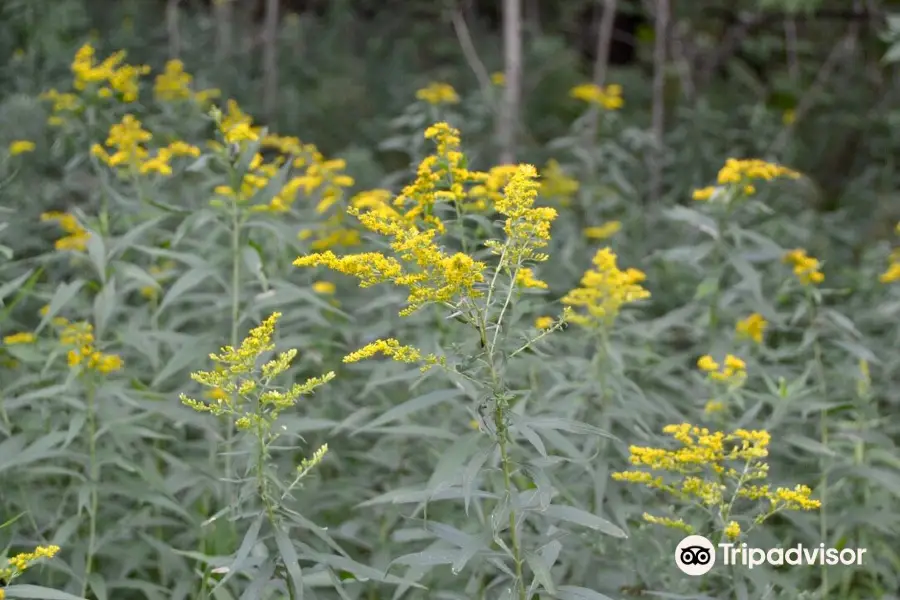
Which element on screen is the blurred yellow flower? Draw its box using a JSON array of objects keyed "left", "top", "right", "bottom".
[
  {"left": 735, "top": 313, "right": 767, "bottom": 344},
  {"left": 3, "top": 332, "right": 35, "bottom": 345},
  {"left": 569, "top": 83, "right": 623, "bottom": 110},
  {"left": 783, "top": 248, "right": 824, "bottom": 286},
  {"left": 312, "top": 281, "right": 336, "bottom": 294},
  {"left": 9, "top": 140, "right": 35, "bottom": 155},
  {"left": 415, "top": 82, "right": 459, "bottom": 105},
  {"left": 583, "top": 221, "right": 621, "bottom": 240},
  {"left": 490, "top": 72, "right": 505, "bottom": 85},
  {"left": 534, "top": 316, "right": 554, "bottom": 330}
]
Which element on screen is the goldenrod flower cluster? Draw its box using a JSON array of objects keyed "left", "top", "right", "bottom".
[
  {"left": 569, "top": 83, "right": 624, "bottom": 110},
  {"left": 153, "top": 59, "right": 220, "bottom": 105},
  {"left": 583, "top": 221, "right": 621, "bottom": 240},
  {"left": 693, "top": 158, "right": 800, "bottom": 201},
  {"left": 490, "top": 72, "right": 505, "bottom": 86},
  {"left": 343, "top": 338, "right": 438, "bottom": 367},
  {"left": 71, "top": 43, "right": 149, "bottom": 102},
  {"left": 0, "top": 544, "right": 61, "bottom": 583},
  {"left": 783, "top": 248, "right": 825, "bottom": 285},
  {"left": 180, "top": 313, "right": 335, "bottom": 430},
  {"left": 8, "top": 140, "right": 35, "bottom": 155},
  {"left": 697, "top": 353, "right": 746, "bottom": 384},
  {"left": 561, "top": 247, "right": 650, "bottom": 329},
  {"left": 735, "top": 313, "right": 767, "bottom": 344},
  {"left": 879, "top": 223, "right": 900, "bottom": 283},
  {"left": 415, "top": 82, "right": 460, "bottom": 105},
  {"left": 467, "top": 165, "right": 519, "bottom": 213},
  {"left": 59, "top": 320, "right": 123, "bottom": 374},
  {"left": 613, "top": 424, "right": 820, "bottom": 533},
  {"left": 3, "top": 332, "right": 35, "bottom": 345},
  {"left": 91, "top": 114, "right": 201, "bottom": 176},
  {"left": 40, "top": 211, "right": 91, "bottom": 252},
  {"left": 482, "top": 164, "right": 558, "bottom": 265},
  {"left": 534, "top": 316, "right": 554, "bottom": 330},
  {"left": 515, "top": 267, "right": 548, "bottom": 289}
]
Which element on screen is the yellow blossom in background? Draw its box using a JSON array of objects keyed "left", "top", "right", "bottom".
[
  {"left": 583, "top": 221, "right": 621, "bottom": 240},
  {"left": 515, "top": 267, "right": 548, "bottom": 289},
  {"left": 704, "top": 400, "right": 726, "bottom": 415},
  {"left": 8, "top": 140, "right": 35, "bottom": 155},
  {"left": 717, "top": 158, "right": 800, "bottom": 186},
  {"left": 491, "top": 72, "right": 505, "bottom": 85},
  {"left": 562, "top": 247, "right": 649, "bottom": 329},
  {"left": 415, "top": 82, "right": 460, "bottom": 105},
  {"left": 692, "top": 186, "right": 716, "bottom": 201},
  {"left": 539, "top": 159, "right": 579, "bottom": 205},
  {"left": 154, "top": 59, "right": 193, "bottom": 101},
  {"left": 881, "top": 261, "right": 900, "bottom": 284},
  {"left": 40, "top": 211, "right": 91, "bottom": 252},
  {"left": 782, "top": 109, "right": 796, "bottom": 125},
  {"left": 312, "top": 281, "right": 336, "bottom": 294},
  {"left": 783, "top": 248, "right": 824, "bottom": 285},
  {"left": 735, "top": 313, "right": 767, "bottom": 344},
  {"left": 697, "top": 353, "right": 746, "bottom": 384},
  {"left": 3, "top": 332, "right": 35, "bottom": 345},
  {"left": 569, "top": 83, "right": 623, "bottom": 110},
  {"left": 468, "top": 164, "right": 518, "bottom": 212},
  {"left": 70, "top": 43, "right": 149, "bottom": 102},
  {"left": 534, "top": 316, "right": 554, "bottom": 330}
]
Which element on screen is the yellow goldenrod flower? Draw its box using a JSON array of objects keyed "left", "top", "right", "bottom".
[
  {"left": 642, "top": 513, "right": 694, "bottom": 534},
  {"left": 717, "top": 158, "right": 800, "bottom": 186},
  {"left": 692, "top": 186, "right": 716, "bottom": 201},
  {"left": 343, "top": 338, "right": 434, "bottom": 364},
  {"left": 0, "top": 544, "right": 61, "bottom": 583},
  {"left": 312, "top": 281, "right": 336, "bottom": 294},
  {"left": 698, "top": 353, "right": 746, "bottom": 384},
  {"left": 534, "top": 316, "right": 554, "bottom": 330},
  {"left": 3, "top": 332, "right": 35, "bottom": 345},
  {"left": 583, "top": 221, "right": 621, "bottom": 240},
  {"left": 58, "top": 321, "right": 122, "bottom": 374},
  {"left": 569, "top": 83, "right": 623, "bottom": 110},
  {"left": 562, "top": 247, "right": 649, "bottom": 329},
  {"left": 9, "top": 140, "right": 35, "bottom": 155},
  {"left": 154, "top": 59, "right": 193, "bottom": 101},
  {"left": 515, "top": 267, "right": 548, "bottom": 289},
  {"left": 724, "top": 521, "right": 741, "bottom": 540},
  {"left": 40, "top": 211, "right": 91, "bottom": 252},
  {"left": 783, "top": 248, "right": 824, "bottom": 285},
  {"left": 490, "top": 72, "right": 505, "bottom": 85},
  {"left": 415, "top": 82, "right": 459, "bottom": 105},
  {"left": 735, "top": 313, "right": 767, "bottom": 344},
  {"left": 782, "top": 109, "right": 796, "bottom": 125}
]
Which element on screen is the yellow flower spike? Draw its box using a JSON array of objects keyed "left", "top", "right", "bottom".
[
  {"left": 692, "top": 186, "right": 716, "bottom": 201},
  {"left": 569, "top": 83, "right": 624, "bottom": 110},
  {"left": 562, "top": 247, "right": 649, "bottom": 330},
  {"left": 515, "top": 267, "right": 548, "bottom": 289}
]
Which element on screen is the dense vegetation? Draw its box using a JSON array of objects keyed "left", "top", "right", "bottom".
[{"left": 1, "top": 0, "right": 899, "bottom": 599}]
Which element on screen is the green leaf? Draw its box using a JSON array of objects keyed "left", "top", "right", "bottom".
[
  {"left": 4, "top": 585, "right": 87, "bottom": 600},
  {"left": 354, "top": 388, "right": 462, "bottom": 433},
  {"left": 273, "top": 528, "right": 304, "bottom": 600},
  {"left": 211, "top": 512, "right": 265, "bottom": 592},
  {"left": 540, "top": 504, "right": 627, "bottom": 538}
]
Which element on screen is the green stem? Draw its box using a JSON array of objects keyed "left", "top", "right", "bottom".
[
  {"left": 496, "top": 405, "right": 526, "bottom": 600},
  {"left": 808, "top": 295, "right": 829, "bottom": 595},
  {"left": 81, "top": 378, "right": 98, "bottom": 599},
  {"left": 225, "top": 204, "right": 242, "bottom": 503}
]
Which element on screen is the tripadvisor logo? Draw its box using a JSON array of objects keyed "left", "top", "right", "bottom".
[{"left": 675, "top": 536, "right": 867, "bottom": 576}]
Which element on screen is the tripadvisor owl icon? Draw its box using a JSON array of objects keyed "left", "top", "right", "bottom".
[{"left": 675, "top": 535, "right": 716, "bottom": 576}]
